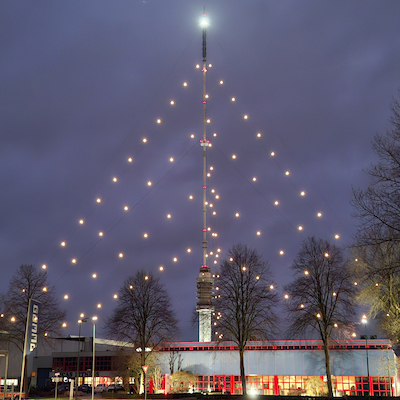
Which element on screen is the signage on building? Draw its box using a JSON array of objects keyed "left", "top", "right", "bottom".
[
  {"left": 50, "top": 371, "right": 99, "bottom": 378},
  {"left": 28, "top": 298, "right": 40, "bottom": 353}
]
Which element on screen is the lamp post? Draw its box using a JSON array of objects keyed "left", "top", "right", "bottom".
[
  {"left": 75, "top": 316, "right": 88, "bottom": 400},
  {"left": 361, "top": 314, "right": 370, "bottom": 396},
  {"left": 0, "top": 350, "right": 9, "bottom": 400},
  {"left": 91, "top": 316, "right": 97, "bottom": 400},
  {"left": 0, "top": 329, "right": 10, "bottom": 400}
]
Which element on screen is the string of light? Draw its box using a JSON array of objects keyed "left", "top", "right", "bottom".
[{"left": 24, "top": 53, "right": 350, "bottom": 329}]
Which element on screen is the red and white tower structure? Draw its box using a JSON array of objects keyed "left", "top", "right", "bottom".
[{"left": 196, "top": 12, "right": 214, "bottom": 343}]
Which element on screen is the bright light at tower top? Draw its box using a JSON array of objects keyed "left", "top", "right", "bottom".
[{"left": 200, "top": 14, "right": 209, "bottom": 28}]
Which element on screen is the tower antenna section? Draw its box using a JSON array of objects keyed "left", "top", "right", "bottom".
[{"left": 196, "top": 11, "right": 214, "bottom": 343}]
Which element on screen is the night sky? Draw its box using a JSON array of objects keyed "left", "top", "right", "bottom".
[{"left": 1, "top": 1, "right": 400, "bottom": 341}]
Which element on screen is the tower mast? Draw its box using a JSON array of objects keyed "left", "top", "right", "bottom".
[{"left": 196, "top": 11, "right": 214, "bottom": 343}]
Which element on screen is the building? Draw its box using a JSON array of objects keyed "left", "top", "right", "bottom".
[{"left": 19, "top": 337, "right": 398, "bottom": 396}]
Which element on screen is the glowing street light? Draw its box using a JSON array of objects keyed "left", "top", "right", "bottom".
[
  {"left": 361, "top": 314, "right": 371, "bottom": 396},
  {"left": 75, "top": 317, "right": 88, "bottom": 400},
  {"left": 91, "top": 316, "right": 98, "bottom": 400}
]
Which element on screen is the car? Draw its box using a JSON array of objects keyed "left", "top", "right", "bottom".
[
  {"left": 94, "top": 384, "right": 108, "bottom": 393},
  {"left": 78, "top": 384, "right": 91, "bottom": 393},
  {"left": 0, "top": 387, "right": 23, "bottom": 400},
  {"left": 107, "top": 384, "right": 124, "bottom": 392},
  {"left": 56, "top": 384, "right": 70, "bottom": 393}
]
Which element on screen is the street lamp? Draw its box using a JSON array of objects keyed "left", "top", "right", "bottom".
[
  {"left": 91, "top": 316, "right": 97, "bottom": 400},
  {"left": 75, "top": 316, "right": 88, "bottom": 400},
  {"left": 0, "top": 350, "right": 9, "bottom": 400},
  {"left": 361, "top": 314, "right": 370, "bottom": 396},
  {"left": 0, "top": 329, "right": 10, "bottom": 400}
]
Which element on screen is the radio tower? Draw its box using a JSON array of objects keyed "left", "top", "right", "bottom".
[{"left": 196, "top": 11, "right": 214, "bottom": 343}]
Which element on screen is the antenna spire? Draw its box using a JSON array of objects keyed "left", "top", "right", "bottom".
[
  {"left": 196, "top": 10, "right": 213, "bottom": 343},
  {"left": 202, "top": 9, "right": 207, "bottom": 62}
]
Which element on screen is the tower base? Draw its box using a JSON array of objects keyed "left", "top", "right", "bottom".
[{"left": 197, "top": 308, "right": 212, "bottom": 342}]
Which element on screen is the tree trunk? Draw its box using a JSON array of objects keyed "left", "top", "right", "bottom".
[
  {"left": 140, "top": 350, "right": 146, "bottom": 395},
  {"left": 323, "top": 340, "right": 333, "bottom": 397},
  {"left": 139, "top": 370, "right": 144, "bottom": 394},
  {"left": 239, "top": 348, "right": 246, "bottom": 395}
]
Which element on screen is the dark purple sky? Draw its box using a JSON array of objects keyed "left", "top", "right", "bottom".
[{"left": 1, "top": 1, "right": 400, "bottom": 341}]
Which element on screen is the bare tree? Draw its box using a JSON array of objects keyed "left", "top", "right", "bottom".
[
  {"left": 105, "top": 270, "right": 178, "bottom": 393},
  {"left": 350, "top": 238, "right": 400, "bottom": 341},
  {"left": 0, "top": 264, "right": 66, "bottom": 351},
  {"left": 125, "top": 350, "right": 160, "bottom": 394},
  {"left": 351, "top": 92, "right": 400, "bottom": 340},
  {"left": 284, "top": 237, "right": 356, "bottom": 397},
  {"left": 352, "top": 91, "right": 400, "bottom": 245},
  {"left": 168, "top": 351, "right": 178, "bottom": 375},
  {"left": 213, "top": 244, "right": 278, "bottom": 395}
]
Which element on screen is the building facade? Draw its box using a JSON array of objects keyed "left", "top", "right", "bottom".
[{"left": 22, "top": 337, "right": 398, "bottom": 397}]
